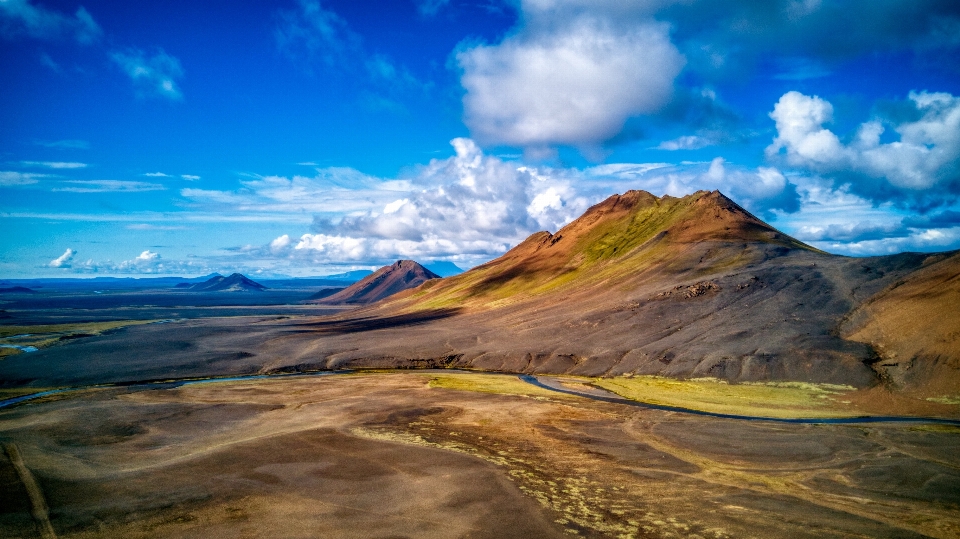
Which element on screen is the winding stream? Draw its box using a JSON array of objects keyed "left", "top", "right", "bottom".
[{"left": 2, "top": 370, "right": 959, "bottom": 426}]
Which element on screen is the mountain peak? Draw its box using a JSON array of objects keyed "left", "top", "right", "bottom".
[
  {"left": 387, "top": 190, "right": 816, "bottom": 310},
  {"left": 312, "top": 260, "right": 440, "bottom": 305}
]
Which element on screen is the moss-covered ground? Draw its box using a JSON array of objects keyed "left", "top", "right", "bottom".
[{"left": 592, "top": 375, "right": 861, "bottom": 419}]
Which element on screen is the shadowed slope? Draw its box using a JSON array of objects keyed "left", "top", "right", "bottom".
[
  {"left": 842, "top": 251, "right": 960, "bottom": 394},
  {"left": 314, "top": 260, "right": 440, "bottom": 305}
]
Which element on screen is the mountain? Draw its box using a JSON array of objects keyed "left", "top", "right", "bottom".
[
  {"left": 311, "top": 260, "right": 440, "bottom": 304},
  {"left": 188, "top": 273, "right": 267, "bottom": 292},
  {"left": 282, "top": 190, "right": 958, "bottom": 394}
]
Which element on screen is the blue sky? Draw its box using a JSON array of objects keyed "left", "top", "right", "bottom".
[{"left": 2, "top": 0, "right": 959, "bottom": 278}]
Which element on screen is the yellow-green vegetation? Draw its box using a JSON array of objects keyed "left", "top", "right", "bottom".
[
  {"left": 594, "top": 375, "right": 861, "bottom": 418},
  {"left": 927, "top": 395, "right": 960, "bottom": 405},
  {"left": 426, "top": 373, "right": 563, "bottom": 398},
  {"left": 909, "top": 424, "right": 960, "bottom": 434},
  {"left": 0, "top": 320, "right": 155, "bottom": 357}
]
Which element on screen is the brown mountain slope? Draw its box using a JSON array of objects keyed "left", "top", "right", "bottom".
[
  {"left": 313, "top": 260, "right": 440, "bottom": 305},
  {"left": 261, "top": 190, "right": 955, "bottom": 392},
  {"left": 383, "top": 190, "right": 815, "bottom": 312},
  {"left": 841, "top": 251, "right": 960, "bottom": 394}
]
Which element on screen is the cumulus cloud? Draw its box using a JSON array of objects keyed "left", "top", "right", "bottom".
[
  {"left": 49, "top": 248, "right": 76, "bottom": 268},
  {"left": 264, "top": 138, "right": 591, "bottom": 265},
  {"left": 111, "top": 48, "right": 184, "bottom": 100},
  {"left": 450, "top": 1, "right": 960, "bottom": 153},
  {"left": 0, "top": 0, "right": 101, "bottom": 43},
  {"left": 71, "top": 250, "right": 212, "bottom": 275},
  {"left": 181, "top": 174, "right": 200, "bottom": 181},
  {"left": 766, "top": 90, "right": 960, "bottom": 206},
  {"left": 458, "top": 6, "right": 685, "bottom": 151},
  {"left": 53, "top": 180, "right": 166, "bottom": 193}
]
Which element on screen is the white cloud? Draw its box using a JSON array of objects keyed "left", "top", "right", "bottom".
[
  {"left": 767, "top": 90, "right": 960, "bottom": 198},
  {"left": 180, "top": 168, "right": 410, "bottom": 214},
  {"left": 144, "top": 172, "right": 170, "bottom": 177},
  {"left": 49, "top": 248, "right": 76, "bottom": 268},
  {"left": 267, "top": 138, "right": 592, "bottom": 265},
  {"left": 181, "top": 174, "right": 200, "bottom": 181},
  {"left": 457, "top": 6, "right": 685, "bottom": 151},
  {"left": 585, "top": 157, "right": 799, "bottom": 216},
  {"left": 656, "top": 135, "right": 712, "bottom": 151},
  {"left": 111, "top": 48, "right": 184, "bottom": 100},
  {"left": 21, "top": 160, "right": 87, "bottom": 169},
  {"left": 0, "top": 0, "right": 101, "bottom": 43},
  {"left": 0, "top": 170, "right": 47, "bottom": 186},
  {"left": 53, "top": 180, "right": 166, "bottom": 193}
]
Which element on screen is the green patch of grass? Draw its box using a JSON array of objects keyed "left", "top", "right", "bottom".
[
  {"left": 426, "top": 373, "right": 563, "bottom": 398},
  {"left": 593, "top": 375, "right": 861, "bottom": 419},
  {"left": 926, "top": 395, "right": 960, "bottom": 405},
  {"left": 909, "top": 424, "right": 960, "bottom": 434}
]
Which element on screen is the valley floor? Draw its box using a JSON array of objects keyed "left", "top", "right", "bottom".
[{"left": 2, "top": 372, "right": 959, "bottom": 539}]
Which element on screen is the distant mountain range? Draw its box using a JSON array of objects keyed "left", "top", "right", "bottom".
[
  {"left": 311, "top": 260, "right": 440, "bottom": 305},
  {"left": 187, "top": 273, "right": 267, "bottom": 292},
  {"left": 283, "top": 190, "right": 959, "bottom": 395}
]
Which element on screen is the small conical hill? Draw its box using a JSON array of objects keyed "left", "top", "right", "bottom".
[{"left": 313, "top": 260, "right": 440, "bottom": 305}]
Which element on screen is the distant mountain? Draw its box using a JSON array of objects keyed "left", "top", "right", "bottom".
[
  {"left": 0, "top": 286, "right": 35, "bottom": 294},
  {"left": 423, "top": 261, "right": 464, "bottom": 277},
  {"left": 311, "top": 260, "right": 439, "bottom": 304},
  {"left": 285, "top": 190, "right": 959, "bottom": 393},
  {"left": 188, "top": 273, "right": 267, "bottom": 292}
]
